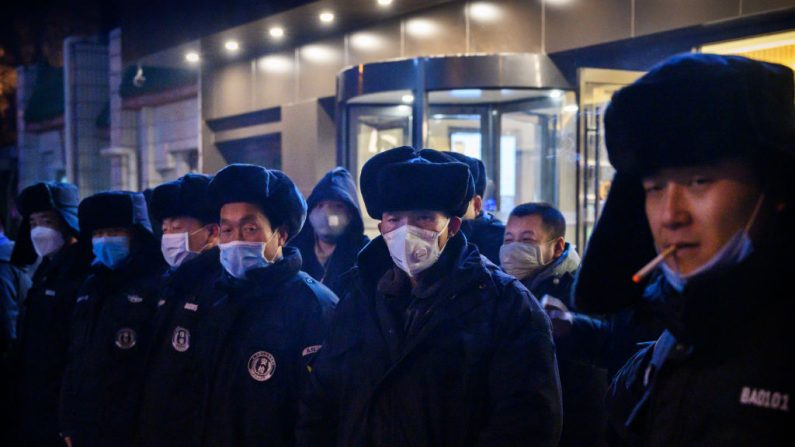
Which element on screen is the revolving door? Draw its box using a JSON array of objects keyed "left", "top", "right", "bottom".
[{"left": 337, "top": 54, "right": 578, "bottom": 239}]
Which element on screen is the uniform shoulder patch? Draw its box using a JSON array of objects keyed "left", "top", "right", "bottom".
[
  {"left": 115, "top": 328, "right": 137, "bottom": 349},
  {"left": 172, "top": 326, "right": 191, "bottom": 352},
  {"left": 248, "top": 351, "right": 276, "bottom": 382}
]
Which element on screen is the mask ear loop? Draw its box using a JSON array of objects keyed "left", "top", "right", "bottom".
[
  {"left": 262, "top": 229, "right": 282, "bottom": 263},
  {"left": 187, "top": 225, "right": 212, "bottom": 254}
]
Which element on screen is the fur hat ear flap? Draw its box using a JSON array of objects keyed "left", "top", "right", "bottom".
[{"left": 573, "top": 173, "right": 656, "bottom": 313}]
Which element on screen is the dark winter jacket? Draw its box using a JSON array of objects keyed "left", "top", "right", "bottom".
[
  {"left": 136, "top": 247, "right": 223, "bottom": 447},
  {"left": 290, "top": 168, "right": 369, "bottom": 298},
  {"left": 0, "top": 236, "right": 27, "bottom": 356},
  {"left": 520, "top": 244, "right": 607, "bottom": 447},
  {"left": 15, "top": 242, "right": 92, "bottom": 445},
  {"left": 460, "top": 211, "right": 504, "bottom": 265},
  {"left": 59, "top": 245, "right": 167, "bottom": 446},
  {"left": 199, "top": 246, "right": 337, "bottom": 447},
  {"left": 607, "top": 249, "right": 795, "bottom": 446},
  {"left": 297, "top": 233, "right": 562, "bottom": 447}
]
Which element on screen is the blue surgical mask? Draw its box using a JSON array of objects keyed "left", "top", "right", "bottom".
[
  {"left": 660, "top": 193, "right": 764, "bottom": 292},
  {"left": 92, "top": 236, "right": 131, "bottom": 270},
  {"left": 661, "top": 229, "right": 754, "bottom": 292},
  {"left": 219, "top": 233, "right": 279, "bottom": 280}
]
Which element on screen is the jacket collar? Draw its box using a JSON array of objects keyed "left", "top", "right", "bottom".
[{"left": 526, "top": 243, "right": 581, "bottom": 290}]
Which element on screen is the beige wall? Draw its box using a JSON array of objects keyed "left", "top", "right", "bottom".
[
  {"left": 204, "top": 0, "right": 792, "bottom": 121},
  {"left": 199, "top": 0, "right": 793, "bottom": 190}
]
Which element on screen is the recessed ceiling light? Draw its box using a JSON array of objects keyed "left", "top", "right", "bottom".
[
  {"left": 377, "top": 0, "right": 393, "bottom": 6},
  {"left": 269, "top": 27, "right": 285, "bottom": 38},
  {"left": 185, "top": 52, "right": 200, "bottom": 63},
  {"left": 319, "top": 12, "right": 335, "bottom": 23},
  {"left": 224, "top": 40, "right": 240, "bottom": 51}
]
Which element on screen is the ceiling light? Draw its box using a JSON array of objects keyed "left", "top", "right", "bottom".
[
  {"left": 450, "top": 89, "right": 482, "bottom": 98},
  {"left": 563, "top": 104, "right": 579, "bottom": 113},
  {"left": 269, "top": 27, "right": 284, "bottom": 38},
  {"left": 406, "top": 19, "right": 437, "bottom": 38},
  {"left": 319, "top": 12, "right": 335, "bottom": 23},
  {"left": 377, "top": 0, "right": 393, "bottom": 6},
  {"left": 549, "top": 89, "right": 563, "bottom": 99},
  {"left": 185, "top": 52, "right": 200, "bottom": 63},
  {"left": 469, "top": 3, "right": 501, "bottom": 22},
  {"left": 224, "top": 40, "right": 240, "bottom": 51},
  {"left": 401, "top": 94, "right": 414, "bottom": 103}
]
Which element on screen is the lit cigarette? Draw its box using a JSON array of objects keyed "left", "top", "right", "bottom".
[{"left": 632, "top": 245, "right": 677, "bottom": 283}]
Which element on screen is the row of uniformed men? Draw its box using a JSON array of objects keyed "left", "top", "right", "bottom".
[
  {"left": 10, "top": 145, "right": 583, "bottom": 446},
  {"left": 8, "top": 52, "right": 795, "bottom": 447}
]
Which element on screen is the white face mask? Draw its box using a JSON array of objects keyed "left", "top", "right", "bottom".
[
  {"left": 218, "top": 233, "right": 279, "bottom": 280},
  {"left": 161, "top": 228, "right": 205, "bottom": 268},
  {"left": 499, "top": 242, "right": 549, "bottom": 280},
  {"left": 309, "top": 208, "right": 350, "bottom": 242},
  {"left": 31, "top": 226, "right": 65, "bottom": 258},
  {"left": 382, "top": 221, "right": 448, "bottom": 277}
]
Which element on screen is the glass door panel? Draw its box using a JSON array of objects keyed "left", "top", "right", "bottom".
[
  {"left": 348, "top": 103, "right": 412, "bottom": 235},
  {"left": 577, "top": 68, "right": 644, "bottom": 249}
]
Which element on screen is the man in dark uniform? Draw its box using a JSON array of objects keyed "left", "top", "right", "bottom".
[
  {"left": 445, "top": 151, "right": 505, "bottom": 265},
  {"left": 11, "top": 182, "right": 92, "bottom": 446},
  {"left": 290, "top": 167, "right": 369, "bottom": 298},
  {"left": 136, "top": 173, "right": 222, "bottom": 446},
  {"left": 59, "top": 191, "right": 167, "bottom": 446},
  {"left": 500, "top": 201, "right": 607, "bottom": 447},
  {"left": 574, "top": 54, "right": 795, "bottom": 446},
  {"left": 199, "top": 164, "right": 337, "bottom": 446},
  {"left": 297, "top": 146, "right": 562, "bottom": 447}
]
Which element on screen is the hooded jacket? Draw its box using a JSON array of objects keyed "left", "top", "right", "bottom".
[
  {"left": 519, "top": 244, "right": 608, "bottom": 447},
  {"left": 198, "top": 246, "right": 337, "bottom": 447},
  {"left": 297, "top": 233, "right": 562, "bottom": 447},
  {"left": 290, "top": 168, "right": 369, "bottom": 298},
  {"left": 10, "top": 182, "right": 91, "bottom": 445}
]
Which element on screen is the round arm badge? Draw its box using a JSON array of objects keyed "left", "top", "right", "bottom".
[
  {"left": 115, "top": 328, "right": 137, "bottom": 349},
  {"left": 248, "top": 351, "right": 276, "bottom": 382},
  {"left": 172, "top": 326, "right": 191, "bottom": 352}
]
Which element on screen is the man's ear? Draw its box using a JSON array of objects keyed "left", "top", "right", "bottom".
[
  {"left": 377, "top": 221, "right": 383, "bottom": 235},
  {"left": 448, "top": 216, "right": 463, "bottom": 236},
  {"left": 206, "top": 223, "right": 221, "bottom": 241},
  {"left": 473, "top": 195, "right": 483, "bottom": 215},
  {"left": 553, "top": 236, "right": 565, "bottom": 258},
  {"left": 277, "top": 225, "right": 290, "bottom": 247}
]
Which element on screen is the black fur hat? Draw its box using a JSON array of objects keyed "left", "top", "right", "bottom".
[
  {"left": 79, "top": 191, "right": 154, "bottom": 236},
  {"left": 443, "top": 151, "right": 487, "bottom": 197},
  {"left": 208, "top": 164, "right": 307, "bottom": 240},
  {"left": 150, "top": 173, "right": 217, "bottom": 225},
  {"left": 361, "top": 146, "right": 475, "bottom": 219},
  {"left": 574, "top": 53, "right": 795, "bottom": 313},
  {"left": 11, "top": 182, "right": 81, "bottom": 266}
]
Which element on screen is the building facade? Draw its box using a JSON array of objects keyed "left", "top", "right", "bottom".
[{"left": 16, "top": 0, "right": 795, "bottom": 245}]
